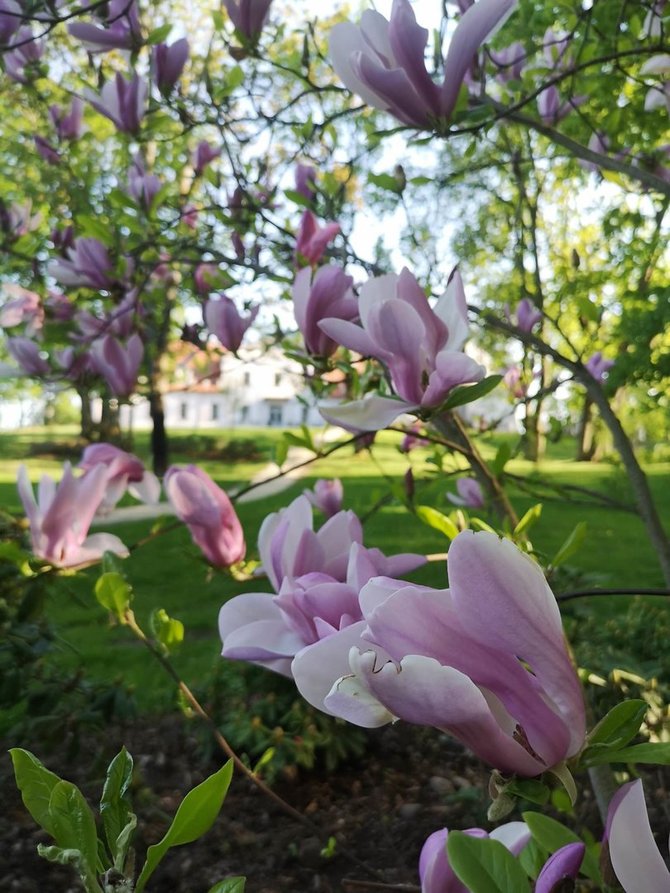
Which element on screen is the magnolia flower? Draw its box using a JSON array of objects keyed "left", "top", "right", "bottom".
[
  {"left": 295, "top": 210, "right": 340, "bottom": 266},
  {"left": 223, "top": 0, "right": 273, "bottom": 41},
  {"left": 17, "top": 463, "right": 128, "bottom": 568},
  {"left": 79, "top": 443, "right": 161, "bottom": 514},
  {"left": 90, "top": 333, "right": 143, "bottom": 397},
  {"left": 0, "top": 0, "right": 21, "bottom": 46},
  {"left": 7, "top": 337, "right": 49, "bottom": 376},
  {"left": 127, "top": 154, "right": 161, "bottom": 210},
  {"left": 48, "top": 237, "right": 116, "bottom": 290},
  {"left": 641, "top": 54, "right": 670, "bottom": 114},
  {"left": 0, "top": 285, "right": 43, "bottom": 334},
  {"left": 1, "top": 200, "right": 40, "bottom": 237},
  {"left": 642, "top": 1, "right": 667, "bottom": 39},
  {"left": 510, "top": 297, "right": 542, "bottom": 332},
  {"left": 585, "top": 351, "right": 614, "bottom": 382},
  {"left": 292, "top": 265, "right": 357, "bottom": 357},
  {"left": 535, "top": 842, "right": 585, "bottom": 893},
  {"left": 420, "top": 823, "right": 530, "bottom": 893},
  {"left": 192, "top": 140, "right": 220, "bottom": 176},
  {"left": 4, "top": 26, "right": 44, "bottom": 84},
  {"left": 165, "top": 465, "right": 245, "bottom": 567},
  {"left": 399, "top": 423, "right": 429, "bottom": 453},
  {"left": 447, "top": 477, "right": 484, "bottom": 508},
  {"left": 318, "top": 268, "right": 485, "bottom": 431},
  {"left": 86, "top": 72, "right": 147, "bottom": 134},
  {"left": 537, "top": 87, "right": 585, "bottom": 124},
  {"left": 152, "top": 38, "right": 190, "bottom": 94},
  {"left": 503, "top": 365, "right": 526, "bottom": 399},
  {"left": 605, "top": 779, "right": 670, "bottom": 891},
  {"left": 194, "top": 263, "right": 224, "bottom": 294},
  {"left": 69, "top": 0, "right": 141, "bottom": 52},
  {"left": 219, "top": 495, "right": 424, "bottom": 676},
  {"left": 489, "top": 41, "right": 525, "bottom": 81},
  {"left": 329, "top": 0, "right": 518, "bottom": 129},
  {"left": 294, "top": 162, "right": 316, "bottom": 201},
  {"left": 294, "top": 530, "right": 586, "bottom": 777},
  {"left": 304, "top": 479, "right": 343, "bottom": 518},
  {"left": 49, "top": 98, "right": 84, "bottom": 142},
  {"left": 34, "top": 135, "right": 60, "bottom": 166},
  {"left": 74, "top": 291, "right": 137, "bottom": 341},
  {"left": 204, "top": 295, "right": 258, "bottom": 352}
]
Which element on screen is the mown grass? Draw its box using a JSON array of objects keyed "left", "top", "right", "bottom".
[{"left": 2, "top": 425, "right": 669, "bottom": 716}]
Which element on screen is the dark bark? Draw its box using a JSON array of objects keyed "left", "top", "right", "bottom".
[
  {"left": 78, "top": 386, "right": 94, "bottom": 440},
  {"left": 149, "top": 389, "right": 168, "bottom": 476},
  {"left": 575, "top": 395, "right": 596, "bottom": 462},
  {"left": 99, "top": 397, "right": 120, "bottom": 441}
]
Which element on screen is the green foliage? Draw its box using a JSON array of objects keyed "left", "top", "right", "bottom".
[{"left": 447, "top": 832, "right": 530, "bottom": 893}]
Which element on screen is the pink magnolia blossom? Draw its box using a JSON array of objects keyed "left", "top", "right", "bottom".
[
  {"left": 2, "top": 200, "right": 40, "bottom": 237},
  {"left": 0, "top": 0, "right": 21, "bottom": 46},
  {"left": 535, "top": 843, "right": 585, "bottom": 893},
  {"left": 34, "top": 135, "right": 60, "bottom": 165},
  {"left": 17, "top": 463, "right": 127, "bottom": 568},
  {"left": 292, "top": 264, "right": 357, "bottom": 357},
  {"left": 447, "top": 477, "right": 484, "bottom": 508},
  {"left": 204, "top": 295, "right": 258, "bottom": 352},
  {"left": 304, "top": 479, "right": 343, "bottom": 518},
  {"left": 295, "top": 210, "right": 340, "bottom": 266},
  {"left": 641, "top": 54, "right": 670, "bottom": 114},
  {"left": 69, "top": 0, "right": 141, "bottom": 52},
  {"left": 329, "top": 0, "right": 518, "bottom": 129},
  {"left": 86, "top": 72, "right": 147, "bottom": 134},
  {"left": 182, "top": 204, "right": 199, "bottom": 228},
  {"left": 537, "top": 86, "right": 585, "bottom": 124},
  {"left": 293, "top": 530, "right": 586, "bottom": 778},
  {"left": 127, "top": 154, "right": 161, "bottom": 210},
  {"left": 192, "top": 140, "right": 220, "bottom": 176},
  {"left": 509, "top": 297, "right": 542, "bottom": 332},
  {"left": 605, "top": 779, "right": 670, "bottom": 891},
  {"left": 49, "top": 98, "right": 84, "bottom": 142},
  {"left": 399, "top": 423, "right": 429, "bottom": 453},
  {"left": 4, "top": 26, "right": 44, "bottom": 84},
  {"left": 7, "top": 337, "right": 49, "bottom": 375},
  {"left": 0, "top": 285, "right": 43, "bottom": 334},
  {"left": 152, "top": 38, "right": 190, "bottom": 94},
  {"left": 48, "top": 237, "right": 116, "bottom": 290},
  {"left": 90, "top": 333, "right": 143, "bottom": 396},
  {"left": 585, "top": 351, "right": 614, "bottom": 382},
  {"left": 489, "top": 41, "right": 525, "bottom": 82},
  {"left": 165, "top": 465, "right": 245, "bottom": 567},
  {"left": 219, "top": 494, "right": 425, "bottom": 677},
  {"left": 318, "top": 268, "right": 485, "bottom": 431},
  {"left": 79, "top": 443, "right": 160, "bottom": 514},
  {"left": 503, "top": 365, "right": 526, "bottom": 398},
  {"left": 294, "top": 163, "right": 316, "bottom": 201},
  {"left": 223, "top": 0, "right": 273, "bottom": 41},
  {"left": 420, "top": 823, "right": 530, "bottom": 893}
]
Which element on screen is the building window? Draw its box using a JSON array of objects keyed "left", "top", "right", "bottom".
[
  {"left": 274, "top": 372, "right": 282, "bottom": 387},
  {"left": 180, "top": 401, "right": 188, "bottom": 420},
  {"left": 268, "top": 404, "right": 283, "bottom": 426},
  {"left": 243, "top": 371, "right": 251, "bottom": 386},
  {"left": 211, "top": 402, "right": 219, "bottom": 421}
]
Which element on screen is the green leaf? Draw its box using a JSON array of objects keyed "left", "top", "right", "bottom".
[
  {"left": 135, "top": 760, "right": 233, "bottom": 892},
  {"left": 75, "top": 214, "right": 113, "bottom": 246},
  {"left": 37, "top": 844, "right": 84, "bottom": 866},
  {"left": 150, "top": 608, "right": 185, "bottom": 651},
  {"left": 416, "top": 504, "right": 459, "bottom": 540},
  {"left": 523, "top": 812, "right": 600, "bottom": 883},
  {"left": 491, "top": 443, "right": 512, "bottom": 477},
  {"left": 440, "top": 375, "right": 502, "bottom": 411},
  {"left": 587, "top": 700, "right": 648, "bottom": 750},
  {"left": 48, "top": 781, "right": 101, "bottom": 890},
  {"left": 147, "top": 23, "right": 172, "bottom": 44},
  {"left": 582, "top": 741, "right": 670, "bottom": 766},
  {"left": 447, "top": 832, "right": 531, "bottom": 893},
  {"left": 274, "top": 439, "right": 289, "bottom": 467},
  {"left": 284, "top": 188, "right": 311, "bottom": 208},
  {"left": 207, "top": 879, "right": 246, "bottom": 893},
  {"left": 505, "top": 778, "right": 550, "bottom": 806},
  {"left": 100, "top": 748, "right": 136, "bottom": 871},
  {"left": 513, "top": 504, "right": 542, "bottom": 537},
  {"left": 469, "top": 517, "right": 497, "bottom": 534},
  {"left": 10, "top": 748, "right": 61, "bottom": 837},
  {"left": 95, "top": 572, "right": 132, "bottom": 621},
  {"left": 550, "top": 522, "right": 587, "bottom": 567},
  {"left": 368, "top": 171, "right": 403, "bottom": 194}
]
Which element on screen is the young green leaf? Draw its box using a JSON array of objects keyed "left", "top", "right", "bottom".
[
  {"left": 10, "top": 748, "right": 62, "bottom": 838},
  {"left": 100, "top": 748, "right": 136, "bottom": 871},
  {"left": 587, "top": 699, "right": 647, "bottom": 750},
  {"left": 207, "top": 879, "right": 246, "bottom": 893},
  {"left": 135, "top": 760, "right": 233, "bottom": 892},
  {"left": 415, "top": 505, "right": 459, "bottom": 540},
  {"left": 447, "top": 832, "right": 531, "bottom": 893},
  {"left": 523, "top": 812, "right": 600, "bottom": 883},
  {"left": 48, "top": 781, "right": 102, "bottom": 891},
  {"left": 513, "top": 503, "right": 542, "bottom": 537},
  {"left": 582, "top": 741, "right": 670, "bottom": 766},
  {"left": 95, "top": 572, "right": 132, "bottom": 621},
  {"left": 150, "top": 608, "right": 185, "bottom": 651},
  {"left": 550, "top": 522, "right": 587, "bottom": 568},
  {"left": 440, "top": 375, "right": 502, "bottom": 411}
]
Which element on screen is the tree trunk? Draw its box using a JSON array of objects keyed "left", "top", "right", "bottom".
[
  {"left": 150, "top": 389, "right": 168, "bottom": 476},
  {"left": 99, "top": 397, "right": 120, "bottom": 441},
  {"left": 575, "top": 396, "right": 596, "bottom": 461},
  {"left": 78, "top": 387, "right": 94, "bottom": 440},
  {"left": 431, "top": 412, "right": 519, "bottom": 530}
]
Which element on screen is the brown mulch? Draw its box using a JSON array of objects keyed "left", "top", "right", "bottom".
[{"left": 1, "top": 716, "right": 666, "bottom": 893}]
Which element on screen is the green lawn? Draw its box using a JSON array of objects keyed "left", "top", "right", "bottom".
[{"left": 2, "top": 426, "right": 669, "bottom": 717}]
